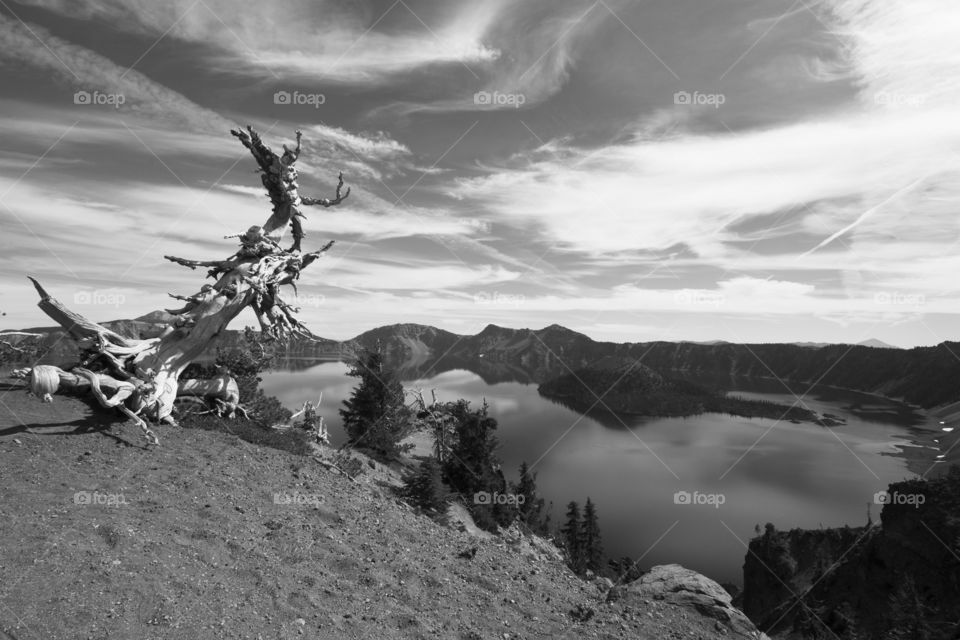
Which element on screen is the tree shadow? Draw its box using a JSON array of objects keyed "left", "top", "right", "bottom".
[
  {"left": 0, "top": 380, "right": 25, "bottom": 393},
  {"left": 0, "top": 398, "right": 142, "bottom": 448}
]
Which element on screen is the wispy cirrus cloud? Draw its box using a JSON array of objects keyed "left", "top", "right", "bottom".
[
  {"left": 14, "top": 0, "right": 501, "bottom": 83},
  {"left": 449, "top": 0, "right": 960, "bottom": 320},
  {"left": 18, "top": 0, "right": 623, "bottom": 114},
  {"left": 373, "top": 0, "right": 631, "bottom": 116},
  {"left": 0, "top": 6, "right": 462, "bottom": 180},
  {"left": 453, "top": 108, "right": 960, "bottom": 254},
  {"left": 0, "top": 12, "right": 229, "bottom": 132}
]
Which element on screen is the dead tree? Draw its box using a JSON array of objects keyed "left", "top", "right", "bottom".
[{"left": 18, "top": 127, "right": 350, "bottom": 445}]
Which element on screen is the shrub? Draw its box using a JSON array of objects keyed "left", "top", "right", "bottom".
[{"left": 401, "top": 457, "right": 448, "bottom": 513}]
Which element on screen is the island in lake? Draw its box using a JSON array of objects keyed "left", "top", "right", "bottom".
[{"left": 537, "top": 356, "right": 824, "bottom": 422}]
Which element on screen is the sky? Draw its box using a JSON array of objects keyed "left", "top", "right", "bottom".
[{"left": 0, "top": 0, "right": 958, "bottom": 347}]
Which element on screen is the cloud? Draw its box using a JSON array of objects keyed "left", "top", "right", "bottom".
[
  {"left": 0, "top": 14, "right": 229, "bottom": 132},
  {"left": 299, "top": 124, "right": 413, "bottom": 181},
  {"left": 326, "top": 261, "right": 520, "bottom": 291},
  {"left": 817, "top": 0, "right": 960, "bottom": 112},
  {"left": 15, "top": 0, "right": 501, "bottom": 84},
  {"left": 14, "top": 0, "right": 627, "bottom": 115},
  {"left": 373, "top": 0, "right": 626, "bottom": 116},
  {"left": 449, "top": 0, "right": 960, "bottom": 312},
  {"left": 0, "top": 11, "right": 461, "bottom": 182},
  {"left": 0, "top": 99, "right": 429, "bottom": 217},
  {"left": 454, "top": 109, "right": 960, "bottom": 255}
]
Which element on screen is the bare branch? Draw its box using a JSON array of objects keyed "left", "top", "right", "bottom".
[{"left": 301, "top": 172, "right": 351, "bottom": 207}]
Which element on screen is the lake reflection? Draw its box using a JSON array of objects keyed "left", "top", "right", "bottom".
[{"left": 260, "top": 360, "right": 933, "bottom": 586}]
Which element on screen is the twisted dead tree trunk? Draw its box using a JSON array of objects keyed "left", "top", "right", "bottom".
[{"left": 19, "top": 127, "right": 349, "bottom": 445}]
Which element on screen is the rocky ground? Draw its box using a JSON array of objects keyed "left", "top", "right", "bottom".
[{"left": 0, "top": 375, "right": 763, "bottom": 640}]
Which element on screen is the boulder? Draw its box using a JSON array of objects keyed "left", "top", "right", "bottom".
[{"left": 610, "top": 564, "right": 764, "bottom": 639}]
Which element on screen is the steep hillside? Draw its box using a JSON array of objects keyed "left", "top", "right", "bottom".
[{"left": 0, "top": 379, "right": 766, "bottom": 640}]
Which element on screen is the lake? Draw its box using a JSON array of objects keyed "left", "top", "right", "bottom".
[{"left": 260, "top": 359, "right": 937, "bottom": 586}]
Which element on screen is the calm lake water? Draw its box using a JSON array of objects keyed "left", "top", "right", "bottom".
[{"left": 260, "top": 360, "right": 935, "bottom": 586}]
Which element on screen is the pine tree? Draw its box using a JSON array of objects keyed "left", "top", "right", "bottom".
[
  {"left": 885, "top": 576, "right": 935, "bottom": 640},
  {"left": 562, "top": 501, "right": 584, "bottom": 574},
  {"left": 339, "top": 347, "right": 412, "bottom": 459},
  {"left": 581, "top": 497, "right": 604, "bottom": 575},
  {"left": 512, "top": 461, "right": 550, "bottom": 535},
  {"left": 401, "top": 457, "right": 448, "bottom": 513},
  {"left": 443, "top": 401, "right": 514, "bottom": 531}
]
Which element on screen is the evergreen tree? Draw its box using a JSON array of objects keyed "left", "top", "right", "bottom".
[
  {"left": 561, "top": 501, "right": 584, "bottom": 574},
  {"left": 400, "top": 457, "right": 448, "bottom": 513},
  {"left": 885, "top": 577, "right": 935, "bottom": 640},
  {"left": 581, "top": 497, "right": 604, "bottom": 575},
  {"left": 339, "top": 347, "right": 412, "bottom": 459},
  {"left": 442, "top": 401, "right": 514, "bottom": 531},
  {"left": 512, "top": 461, "right": 551, "bottom": 535}
]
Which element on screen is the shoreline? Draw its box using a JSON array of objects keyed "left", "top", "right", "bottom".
[{"left": 698, "top": 372, "right": 958, "bottom": 477}]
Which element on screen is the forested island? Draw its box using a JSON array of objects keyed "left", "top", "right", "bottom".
[{"left": 538, "top": 357, "right": 818, "bottom": 422}]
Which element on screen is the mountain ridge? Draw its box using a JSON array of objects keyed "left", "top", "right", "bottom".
[{"left": 6, "top": 318, "right": 956, "bottom": 409}]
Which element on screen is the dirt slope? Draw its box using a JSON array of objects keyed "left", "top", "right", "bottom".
[{"left": 0, "top": 380, "right": 755, "bottom": 640}]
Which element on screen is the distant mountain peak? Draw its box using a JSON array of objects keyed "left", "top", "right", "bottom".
[
  {"left": 479, "top": 323, "right": 510, "bottom": 334},
  {"left": 133, "top": 310, "right": 176, "bottom": 324},
  {"left": 857, "top": 338, "right": 900, "bottom": 349}
]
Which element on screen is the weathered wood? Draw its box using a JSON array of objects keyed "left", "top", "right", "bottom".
[
  {"left": 23, "top": 127, "right": 349, "bottom": 445},
  {"left": 28, "top": 277, "right": 135, "bottom": 348}
]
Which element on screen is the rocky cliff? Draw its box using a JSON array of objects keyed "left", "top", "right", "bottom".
[
  {"left": 742, "top": 467, "right": 960, "bottom": 639},
  {"left": 0, "top": 386, "right": 766, "bottom": 640}
]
